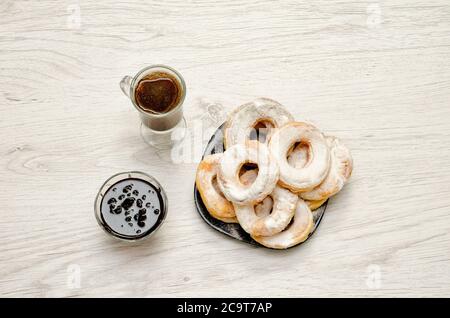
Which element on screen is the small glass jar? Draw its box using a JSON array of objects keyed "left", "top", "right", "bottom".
[{"left": 94, "top": 171, "right": 168, "bottom": 241}]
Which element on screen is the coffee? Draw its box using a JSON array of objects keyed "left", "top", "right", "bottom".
[
  {"left": 120, "top": 65, "right": 187, "bottom": 147},
  {"left": 134, "top": 71, "right": 182, "bottom": 114}
]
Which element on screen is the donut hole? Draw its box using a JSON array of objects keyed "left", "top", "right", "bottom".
[
  {"left": 283, "top": 215, "right": 296, "bottom": 231},
  {"left": 287, "top": 141, "right": 311, "bottom": 169},
  {"left": 239, "top": 163, "right": 259, "bottom": 186},
  {"left": 255, "top": 195, "right": 274, "bottom": 217},
  {"left": 249, "top": 120, "right": 274, "bottom": 143},
  {"left": 212, "top": 176, "right": 224, "bottom": 198}
]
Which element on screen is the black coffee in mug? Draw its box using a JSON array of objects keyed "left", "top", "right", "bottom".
[
  {"left": 120, "top": 65, "right": 187, "bottom": 148},
  {"left": 134, "top": 71, "right": 183, "bottom": 114}
]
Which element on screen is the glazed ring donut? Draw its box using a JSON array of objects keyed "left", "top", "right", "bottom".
[
  {"left": 300, "top": 136, "right": 353, "bottom": 201},
  {"left": 287, "top": 143, "right": 327, "bottom": 210},
  {"left": 224, "top": 98, "right": 294, "bottom": 149},
  {"left": 196, "top": 154, "right": 236, "bottom": 223},
  {"left": 269, "top": 122, "right": 330, "bottom": 192},
  {"left": 252, "top": 199, "right": 314, "bottom": 249},
  {"left": 196, "top": 155, "right": 259, "bottom": 223},
  {"left": 233, "top": 185, "right": 298, "bottom": 237},
  {"left": 287, "top": 142, "right": 330, "bottom": 210},
  {"left": 217, "top": 140, "right": 279, "bottom": 205}
]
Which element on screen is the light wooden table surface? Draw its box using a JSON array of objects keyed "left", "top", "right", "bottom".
[{"left": 1, "top": 0, "right": 450, "bottom": 298}]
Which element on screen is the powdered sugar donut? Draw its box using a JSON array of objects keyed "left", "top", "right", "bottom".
[
  {"left": 252, "top": 198, "right": 314, "bottom": 249},
  {"left": 287, "top": 144, "right": 327, "bottom": 210},
  {"left": 217, "top": 140, "right": 279, "bottom": 205},
  {"left": 300, "top": 136, "right": 353, "bottom": 201},
  {"left": 224, "top": 98, "right": 294, "bottom": 149},
  {"left": 196, "top": 155, "right": 260, "bottom": 223},
  {"left": 269, "top": 122, "right": 330, "bottom": 192},
  {"left": 196, "top": 154, "right": 236, "bottom": 223},
  {"left": 233, "top": 185, "right": 298, "bottom": 237}
]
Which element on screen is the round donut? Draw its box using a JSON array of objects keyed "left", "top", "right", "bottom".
[
  {"left": 217, "top": 140, "right": 279, "bottom": 205},
  {"left": 287, "top": 142, "right": 329, "bottom": 210},
  {"left": 196, "top": 155, "right": 259, "bottom": 223},
  {"left": 233, "top": 185, "right": 298, "bottom": 237},
  {"left": 196, "top": 154, "right": 236, "bottom": 223},
  {"left": 251, "top": 199, "right": 314, "bottom": 249},
  {"left": 300, "top": 136, "right": 353, "bottom": 201},
  {"left": 224, "top": 98, "right": 294, "bottom": 149},
  {"left": 269, "top": 122, "right": 330, "bottom": 192}
]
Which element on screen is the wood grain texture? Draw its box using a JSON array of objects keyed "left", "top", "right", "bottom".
[{"left": 1, "top": 0, "right": 450, "bottom": 297}]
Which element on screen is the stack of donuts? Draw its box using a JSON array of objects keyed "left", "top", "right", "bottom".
[{"left": 196, "top": 98, "right": 353, "bottom": 249}]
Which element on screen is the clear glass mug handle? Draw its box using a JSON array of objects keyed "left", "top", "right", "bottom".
[{"left": 120, "top": 76, "right": 132, "bottom": 98}]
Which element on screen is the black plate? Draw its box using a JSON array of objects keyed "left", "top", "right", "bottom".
[{"left": 193, "top": 123, "right": 327, "bottom": 248}]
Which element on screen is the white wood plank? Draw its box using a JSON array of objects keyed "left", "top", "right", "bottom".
[{"left": 1, "top": 0, "right": 450, "bottom": 297}]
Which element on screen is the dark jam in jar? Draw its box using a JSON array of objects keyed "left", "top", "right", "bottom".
[{"left": 95, "top": 172, "right": 167, "bottom": 241}]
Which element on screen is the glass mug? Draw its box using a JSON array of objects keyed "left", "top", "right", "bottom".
[{"left": 120, "top": 65, "right": 187, "bottom": 149}]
